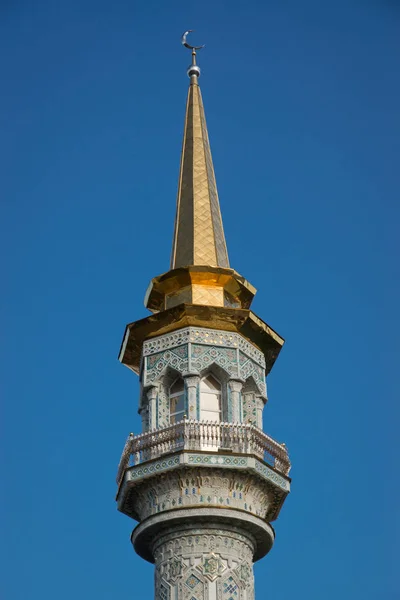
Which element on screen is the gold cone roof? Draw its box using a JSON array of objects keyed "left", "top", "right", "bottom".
[
  {"left": 171, "top": 75, "right": 229, "bottom": 269},
  {"left": 145, "top": 57, "right": 256, "bottom": 315}
]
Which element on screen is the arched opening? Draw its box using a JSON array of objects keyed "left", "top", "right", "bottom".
[
  {"left": 200, "top": 374, "right": 221, "bottom": 422},
  {"left": 169, "top": 378, "right": 185, "bottom": 424}
]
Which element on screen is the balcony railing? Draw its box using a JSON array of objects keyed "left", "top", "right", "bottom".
[{"left": 117, "top": 419, "right": 291, "bottom": 486}]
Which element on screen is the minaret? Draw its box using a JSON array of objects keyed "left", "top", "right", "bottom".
[{"left": 116, "top": 33, "right": 291, "bottom": 600}]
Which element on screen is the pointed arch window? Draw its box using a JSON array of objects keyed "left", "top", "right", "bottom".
[
  {"left": 170, "top": 378, "right": 185, "bottom": 424},
  {"left": 200, "top": 374, "right": 221, "bottom": 422}
]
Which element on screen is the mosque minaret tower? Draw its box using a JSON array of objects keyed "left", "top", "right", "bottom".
[{"left": 116, "top": 32, "right": 291, "bottom": 600}]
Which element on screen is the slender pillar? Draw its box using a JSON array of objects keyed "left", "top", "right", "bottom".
[
  {"left": 184, "top": 374, "right": 200, "bottom": 420},
  {"left": 139, "top": 405, "right": 148, "bottom": 431},
  {"left": 147, "top": 385, "right": 158, "bottom": 429},
  {"left": 228, "top": 379, "right": 244, "bottom": 422},
  {"left": 256, "top": 396, "right": 265, "bottom": 430}
]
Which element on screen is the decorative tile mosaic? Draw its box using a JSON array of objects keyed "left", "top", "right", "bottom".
[
  {"left": 143, "top": 328, "right": 267, "bottom": 403},
  {"left": 198, "top": 553, "right": 226, "bottom": 582},
  {"left": 143, "top": 327, "right": 265, "bottom": 367},
  {"left": 191, "top": 344, "right": 238, "bottom": 377},
  {"left": 187, "top": 454, "right": 248, "bottom": 467},
  {"left": 254, "top": 459, "right": 290, "bottom": 491},
  {"left": 145, "top": 346, "right": 189, "bottom": 384},
  {"left": 127, "top": 452, "right": 288, "bottom": 497},
  {"left": 143, "top": 329, "right": 191, "bottom": 356},
  {"left": 153, "top": 527, "right": 255, "bottom": 600},
  {"left": 129, "top": 455, "right": 181, "bottom": 481},
  {"left": 238, "top": 352, "right": 266, "bottom": 396},
  {"left": 185, "top": 574, "right": 201, "bottom": 589},
  {"left": 222, "top": 576, "right": 239, "bottom": 600}
]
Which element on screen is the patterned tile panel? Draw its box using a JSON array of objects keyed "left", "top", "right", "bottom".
[
  {"left": 127, "top": 453, "right": 289, "bottom": 494},
  {"left": 222, "top": 575, "right": 240, "bottom": 600},
  {"left": 143, "top": 327, "right": 265, "bottom": 368},
  {"left": 144, "top": 339, "right": 266, "bottom": 391},
  {"left": 129, "top": 455, "right": 181, "bottom": 481},
  {"left": 129, "top": 452, "right": 288, "bottom": 488},
  {"left": 143, "top": 329, "right": 191, "bottom": 355},
  {"left": 254, "top": 459, "right": 290, "bottom": 491},
  {"left": 186, "top": 454, "right": 248, "bottom": 467},
  {"left": 185, "top": 574, "right": 202, "bottom": 589},
  {"left": 238, "top": 352, "right": 266, "bottom": 396},
  {"left": 191, "top": 344, "right": 238, "bottom": 377},
  {"left": 145, "top": 345, "right": 189, "bottom": 385}
]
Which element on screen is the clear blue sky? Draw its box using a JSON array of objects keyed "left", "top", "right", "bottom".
[{"left": 1, "top": 1, "right": 398, "bottom": 599}]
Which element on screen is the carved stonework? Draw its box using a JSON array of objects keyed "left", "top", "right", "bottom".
[
  {"left": 143, "top": 327, "right": 266, "bottom": 368},
  {"left": 152, "top": 526, "right": 255, "bottom": 600},
  {"left": 123, "top": 466, "right": 276, "bottom": 523},
  {"left": 242, "top": 392, "right": 256, "bottom": 425},
  {"left": 168, "top": 556, "right": 183, "bottom": 583},
  {"left": 142, "top": 327, "right": 267, "bottom": 398},
  {"left": 199, "top": 553, "right": 226, "bottom": 581}
]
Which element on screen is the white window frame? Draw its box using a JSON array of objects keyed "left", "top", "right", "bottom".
[{"left": 200, "top": 374, "right": 222, "bottom": 422}]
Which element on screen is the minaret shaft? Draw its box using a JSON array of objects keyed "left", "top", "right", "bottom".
[
  {"left": 171, "top": 79, "right": 229, "bottom": 269},
  {"left": 153, "top": 524, "right": 256, "bottom": 600}
]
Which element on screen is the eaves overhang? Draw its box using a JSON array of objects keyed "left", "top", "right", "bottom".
[{"left": 118, "top": 303, "right": 284, "bottom": 376}]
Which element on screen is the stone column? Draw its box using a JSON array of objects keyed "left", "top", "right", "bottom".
[
  {"left": 139, "top": 406, "right": 149, "bottom": 432},
  {"left": 184, "top": 374, "right": 200, "bottom": 420},
  {"left": 153, "top": 524, "right": 255, "bottom": 600},
  {"left": 147, "top": 385, "right": 158, "bottom": 430},
  {"left": 255, "top": 396, "right": 265, "bottom": 430},
  {"left": 228, "top": 379, "right": 244, "bottom": 423}
]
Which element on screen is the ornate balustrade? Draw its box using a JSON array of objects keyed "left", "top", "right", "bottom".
[{"left": 117, "top": 420, "right": 291, "bottom": 485}]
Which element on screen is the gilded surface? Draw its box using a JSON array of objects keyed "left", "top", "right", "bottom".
[
  {"left": 191, "top": 284, "right": 224, "bottom": 306},
  {"left": 118, "top": 304, "right": 284, "bottom": 376},
  {"left": 171, "top": 80, "right": 229, "bottom": 269},
  {"left": 145, "top": 266, "right": 256, "bottom": 313}
]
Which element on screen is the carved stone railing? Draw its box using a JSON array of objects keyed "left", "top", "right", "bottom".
[{"left": 117, "top": 420, "right": 291, "bottom": 485}]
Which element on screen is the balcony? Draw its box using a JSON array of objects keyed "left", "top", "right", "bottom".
[{"left": 117, "top": 419, "right": 291, "bottom": 486}]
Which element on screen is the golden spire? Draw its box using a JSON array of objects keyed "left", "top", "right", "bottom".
[
  {"left": 144, "top": 33, "right": 257, "bottom": 315},
  {"left": 171, "top": 37, "right": 229, "bottom": 269}
]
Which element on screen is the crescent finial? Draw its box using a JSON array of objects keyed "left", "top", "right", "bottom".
[{"left": 181, "top": 30, "right": 205, "bottom": 51}]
